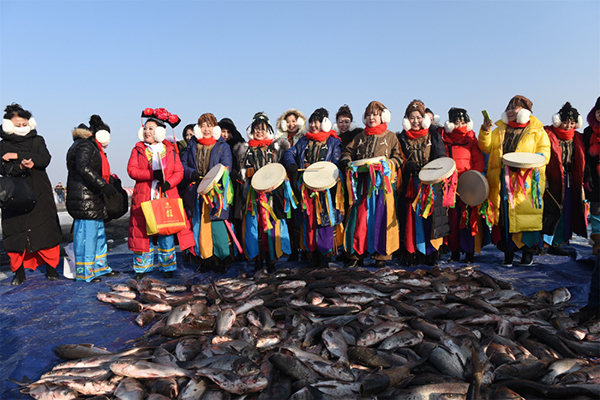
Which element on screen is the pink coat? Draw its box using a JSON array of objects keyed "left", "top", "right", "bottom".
[{"left": 127, "top": 141, "right": 195, "bottom": 252}]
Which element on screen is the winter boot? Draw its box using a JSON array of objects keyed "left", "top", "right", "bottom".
[
  {"left": 11, "top": 266, "right": 26, "bottom": 286},
  {"left": 307, "top": 252, "right": 321, "bottom": 268},
  {"left": 465, "top": 252, "right": 475, "bottom": 263},
  {"left": 450, "top": 250, "right": 461, "bottom": 262},
  {"left": 503, "top": 252, "right": 514, "bottom": 267},
  {"left": 46, "top": 266, "right": 59, "bottom": 280},
  {"left": 520, "top": 249, "right": 534, "bottom": 266}
]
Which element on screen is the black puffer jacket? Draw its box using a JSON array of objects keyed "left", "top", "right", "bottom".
[
  {"left": 0, "top": 127, "right": 62, "bottom": 253},
  {"left": 66, "top": 128, "right": 108, "bottom": 220}
]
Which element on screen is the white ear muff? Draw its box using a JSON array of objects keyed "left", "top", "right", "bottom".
[
  {"left": 29, "top": 117, "right": 37, "bottom": 130},
  {"left": 467, "top": 120, "right": 474, "bottom": 132},
  {"left": 266, "top": 128, "right": 274, "bottom": 140},
  {"left": 576, "top": 115, "right": 583, "bottom": 129},
  {"left": 402, "top": 118, "right": 411, "bottom": 132},
  {"left": 362, "top": 114, "right": 368, "bottom": 125},
  {"left": 137, "top": 126, "right": 144, "bottom": 141},
  {"left": 444, "top": 121, "right": 455, "bottom": 133},
  {"left": 332, "top": 123, "right": 339, "bottom": 134},
  {"left": 501, "top": 112, "right": 509, "bottom": 125},
  {"left": 321, "top": 117, "right": 332, "bottom": 132},
  {"left": 552, "top": 113, "right": 561, "bottom": 127},
  {"left": 2, "top": 119, "right": 14, "bottom": 134},
  {"left": 516, "top": 109, "right": 531, "bottom": 125},
  {"left": 212, "top": 125, "right": 221, "bottom": 140},
  {"left": 350, "top": 122, "right": 356, "bottom": 131},
  {"left": 280, "top": 120, "right": 288, "bottom": 132},
  {"left": 154, "top": 126, "right": 166, "bottom": 143},
  {"left": 381, "top": 109, "right": 391, "bottom": 124},
  {"left": 193, "top": 124, "right": 202, "bottom": 139},
  {"left": 246, "top": 125, "right": 254, "bottom": 140},
  {"left": 296, "top": 117, "right": 305, "bottom": 131},
  {"left": 433, "top": 114, "right": 441, "bottom": 125},
  {"left": 422, "top": 114, "right": 431, "bottom": 130},
  {"left": 95, "top": 130, "right": 110, "bottom": 147}
]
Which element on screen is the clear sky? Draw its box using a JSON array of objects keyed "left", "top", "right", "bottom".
[{"left": 1, "top": 0, "right": 598, "bottom": 187}]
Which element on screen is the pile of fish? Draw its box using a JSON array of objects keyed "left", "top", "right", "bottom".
[{"left": 17, "top": 264, "right": 600, "bottom": 399}]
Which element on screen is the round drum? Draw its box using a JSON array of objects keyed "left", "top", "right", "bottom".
[
  {"left": 198, "top": 163, "right": 226, "bottom": 195},
  {"left": 502, "top": 152, "right": 546, "bottom": 169},
  {"left": 418, "top": 157, "right": 456, "bottom": 184},
  {"left": 303, "top": 161, "right": 340, "bottom": 191},
  {"left": 457, "top": 170, "right": 489, "bottom": 206},
  {"left": 251, "top": 163, "right": 286, "bottom": 193},
  {"left": 350, "top": 156, "right": 385, "bottom": 170}
]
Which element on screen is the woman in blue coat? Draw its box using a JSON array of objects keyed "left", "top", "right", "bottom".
[
  {"left": 181, "top": 113, "right": 235, "bottom": 271},
  {"left": 283, "top": 108, "right": 343, "bottom": 268}
]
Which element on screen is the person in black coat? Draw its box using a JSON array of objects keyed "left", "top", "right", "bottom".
[
  {"left": 0, "top": 103, "right": 62, "bottom": 285},
  {"left": 66, "top": 115, "right": 120, "bottom": 282}
]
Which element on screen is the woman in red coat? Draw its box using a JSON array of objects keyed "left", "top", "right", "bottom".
[
  {"left": 440, "top": 108, "right": 485, "bottom": 262},
  {"left": 127, "top": 108, "right": 195, "bottom": 279},
  {"left": 542, "top": 102, "right": 587, "bottom": 254}
]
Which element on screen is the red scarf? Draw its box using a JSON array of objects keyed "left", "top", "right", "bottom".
[
  {"left": 444, "top": 126, "right": 470, "bottom": 143},
  {"left": 590, "top": 125, "right": 600, "bottom": 157},
  {"left": 95, "top": 139, "right": 111, "bottom": 183},
  {"left": 198, "top": 138, "right": 217, "bottom": 146},
  {"left": 405, "top": 127, "right": 428, "bottom": 140},
  {"left": 306, "top": 130, "right": 338, "bottom": 142},
  {"left": 364, "top": 123, "right": 388, "bottom": 136},
  {"left": 508, "top": 121, "right": 529, "bottom": 128},
  {"left": 553, "top": 126, "right": 575, "bottom": 140},
  {"left": 248, "top": 139, "right": 273, "bottom": 147}
]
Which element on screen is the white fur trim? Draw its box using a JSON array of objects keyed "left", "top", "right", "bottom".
[
  {"left": 467, "top": 120, "right": 473, "bottom": 131},
  {"left": 402, "top": 118, "right": 411, "bottom": 132},
  {"left": 2, "top": 119, "right": 14, "bottom": 134},
  {"left": 273, "top": 141, "right": 280, "bottom": 151},
  {"left": 332, "top": 123, "right": 339, "bottom": 134},
  {"left": 137, "top": 126, "right": 144, "bottom": 141},
  {"left": 154, "top": 126, "right": 166, "bottom": 143},
  {"left": 280, "top": 119, "right": 288, "bottom": 132},
  {"left": 552, "top": 113, "right": 561, "bottom": 127},
  {"left": 381, "top": 109, "right": 391, "bottom": 124},
  {"left": 266, "top": 130, "right": 274, "bottom": 140},
  {"left": 212, "top": 125, "right": 221, "bottom": 140},
  {"left": 350, "top": 122, "right": 356, "bottom": 131},
  {"left": 444, "top": 121, "right": 455, "bottom": 133},
  {"left": 321, "top": 117, "right": 332, "bottom": 132},
  {"left": 297, "top": 117, "right": 305, "bottom": 131},
  {"left": 501, "top": 112, "right": 509, "bottom": 125},
  {"left": 29, "top": 117, "right": 37, "bottom": 130},
  {"left": 95, "top": 129, "right": 110, "bottom": 147},
  {"left": 516, "top": 109, "right": 531, "bottom": 125},
  {"left": 576, "top": 115, "right": 583, "bottom": 129},
  {"left": 246, "top": 125, "right": 254, "bottom": 141},
  {"left": 193, "top": 124, "right": 202, "bottom": 139},
  {"left": 422, "top": 114, "right": 431, "bottom": 129}
]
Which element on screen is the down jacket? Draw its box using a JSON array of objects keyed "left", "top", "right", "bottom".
[
  {"left": 478, "top": 115, "right": 550, "bottom": 232},
  {"left": 127, "top": 140, "right": 195, "bottom": 253},
  {"left": 0, "top": 127, "right": 62, "bottom": 253},
  {"left": 283, "top": 135, "right": 342, "bottom": 168},
  {"left": 441, "top": 128, "right": 485, "bottom": 175},
  {"left": 66, "top": 128, "right": 108, "bottom": 220},
  {"left": 542, "top": 126, "right": 587, "bottom": 239}
]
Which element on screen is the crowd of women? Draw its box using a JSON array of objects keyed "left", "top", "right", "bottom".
[{"left": 1, "top": 95, "right": 599, "bottom": 292}]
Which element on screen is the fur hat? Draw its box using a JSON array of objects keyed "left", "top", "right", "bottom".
[
  {"left": 308, "top": 108, "right": 332, "bottom": 132},
  {"left": 276, "top": 109, "right": 306, "bottom": 134},
  {"left": 402, "top": 100, "right": 430, "bottom": 131},
  {"left": 246, "top": 112, "right": 274, "bottom": 140},
  {"left": 444, "top": 108, "right": 473, "bottom": 133},
  {"left": 193, "top": 113, "right": 221, "bottom": 140},
  {"left": 505, "top": 95, "right": 533, "bottom": 112},
  {"left": 138, "top": 108, "right": 180, "bottom": 143},
  {"left": 552, "top": 102, "right": 583, "bottom": 129}
]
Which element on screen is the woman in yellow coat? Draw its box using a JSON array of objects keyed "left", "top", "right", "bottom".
[{"left": 478, "top": 95, "right": 550, "bottom": 267}]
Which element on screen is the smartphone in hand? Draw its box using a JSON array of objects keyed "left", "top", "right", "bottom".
[{"left": 482, "top": 110, "right": 491, "bottom": 123}]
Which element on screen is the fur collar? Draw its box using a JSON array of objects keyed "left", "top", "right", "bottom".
[{"left": 72, "top": 127, "right": 93, "bottom": 140}]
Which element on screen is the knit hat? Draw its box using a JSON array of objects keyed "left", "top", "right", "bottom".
[
  {"left": 552, "top": 102, "right": 583, "bottom": 129},
  {"left": 138, "top": 108, "right": 181, "bottom": 142},
  {"left": 402, "top": 100, "right": 431, "bottom": 131},
  {"left": 89, "top": 114, "right": 111, "bottom": 148},
  {"left": 246, "top": 112, "right": 274, "bottom": 140}
]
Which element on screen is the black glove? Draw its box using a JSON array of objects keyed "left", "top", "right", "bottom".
[
  {"left": 230, "top": 170, "right": 243, "bottom": 183},
  {"left": 286, "top": 163, "right": 298, "bottom": 177},
  {"left": 191, "top": 171, "right": 201, "bottom": 182},
  {"left": 153, "top": 170, "right": 164, "bottom": 184},
  {"left": 404, "top": 161, "right": 419, "bottom": 174},
  {"left": 160, "top": 181, "right": 171, "bottom": 192},
  {"left": 339, "top": 158, "right": 350, "bottom": 171},
  {"left": 101, "top": 183, "right": 118, "bottom": 197}
]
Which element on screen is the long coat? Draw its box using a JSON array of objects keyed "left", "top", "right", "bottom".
[
  {"left": 542, "top": 126, "right": 587, "bottom": 238},
  {"left": 66, "top": 128, "right": 108, "bottom": 220},
  {"left": 127, "top": 140, "right": 195, "bottom": 253},
  {"left": 180, "top": 137, "right": 232, "bottom": 220},
  {"left": 478, "top": 115, "right": 550, "bottom": 232},
  {"left": 0, "top": 128, "right": 62, "bottom": 252}
]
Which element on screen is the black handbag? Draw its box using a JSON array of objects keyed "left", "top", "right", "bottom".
[
  {"left": 103, "top": 176, "right": 129, "bottom": 221},
  {"left": 0, "top": 176, "right": 37, "bottom": 213}
]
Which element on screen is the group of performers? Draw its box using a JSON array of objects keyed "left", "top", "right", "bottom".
[{"left": 3, "top": 95, "right": 598, "bottom": 285}]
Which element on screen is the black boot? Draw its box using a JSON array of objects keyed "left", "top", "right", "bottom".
[
  {"left": 425, "top": 252, "right": 438, "bottom": 266},
  {"left": 465, "top": 252, "right": 475, "bottom": 263},
  {"left": 548, "top": 245, "right": 569, "bottom": 256},
  {"left": 163, "top": 271, "right": 174, "bottom": 279},
  {"left": 288, "top": 250, "right": 299, "bottom": 262},
  {"left": 450, "top": 251, "right": 461, "bottom": 262},
  {"left": 254, "top": 258, "right": 264, "bottom": 272},
  {"left": 503, "top": 251, "right": 514, "bottom": 267},
  {"left": 135, "top": 272, "right": 147, "bottom": 280},
  {"left": 307, "top": 252, "right": 321, "bottom": 268},
  {"left": 265, "top": 259, "right": 276, "bottom": 273},
  {"left": 46, "top": 266, "right": 59, "bottom": 280},
  {"left": 11, "top": 266, "right": 26, "bottom": 286},
  {"left": 319, "top": 256, "right": 331, "bottom": 268},
  {"left": 520, "top": 249, "right": 534, "bottom": 266}
]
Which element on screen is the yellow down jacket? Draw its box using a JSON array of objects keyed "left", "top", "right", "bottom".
[{"left": 478, "top": 115, "right": 550, "bottom": 233}]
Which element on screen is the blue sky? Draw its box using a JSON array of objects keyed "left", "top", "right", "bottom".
[{"left": 1, "top": 1, "right": 598, "bottom": 187}]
